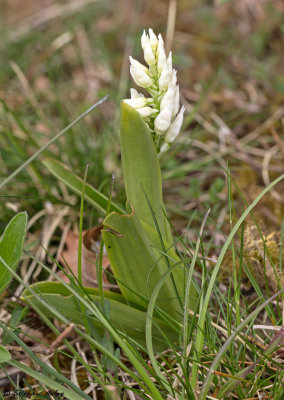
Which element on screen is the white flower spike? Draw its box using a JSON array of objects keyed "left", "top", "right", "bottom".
[{"left": 123, "top": 28, "right": 185, "bottom": 152}]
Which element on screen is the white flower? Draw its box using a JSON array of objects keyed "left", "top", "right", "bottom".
[
  {"left": 160, "top": 142, "right": 169, "bottom": 153},
  {"left": 171, "top": 69, "right": 177, "bottom": 86},
  {"left": 149, "top": 29, "right": 158, "bottom": 51},
  {"left": 165, "top": 106, "right": 186, "bottom": 143},
  {"left": 154, "top": 104, "right": 173, "bottom": 134},
  {"left": 173, "top": 85, "right": 180, "bottom": 117},
  {"left": 160, "top": 82, "right": 176, "bottom": 112},
  {"left": 137, "top": 107, "right": 158, "bottom": 118},
  {"left": 141, "top": 29, "right": 157, "bottom": 65},
  {"left": 130, "top": 66, "right": 153, "bottom": 88},
  {"left": 129, "top": 57, "right": 153, "bottom": 88},
  {"left": 143, "top": 39, "right": 156, "bottom": 66},
  {"left": 141, "top": 30, "right": 148, "bottom": 50},
  {"left": 167, "top": 52, "right": 173, "bottom": 75},
  {"left": 130, "top": 88, "right": 144, "bottom": 99},
  {"left": 123, "top": 97, "right": 148, "bottom": 108},
  {"left": 129, "top": 56, "right": 148, "bottom": 73},
  {"left": 157, "top": 34, "right": 167, "bottom": 73},
  {"left": 123, "top": 29, "right": 185, "bottom": 152},
  {"left": 159, "top": 62, "right": 172, "bottom": 90}
]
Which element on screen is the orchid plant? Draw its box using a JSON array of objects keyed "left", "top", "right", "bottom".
[{"left": 22, "top": 29, "right": 197, "bottom": 351}]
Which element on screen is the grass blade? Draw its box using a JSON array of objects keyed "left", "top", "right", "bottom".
[
  {"left": 195, "top": 173, "right": 284, "bottom": 398},
  {"left": 44, "top": 159, "right": 125, "bottom": 214},
  {"left": 0, "top": 96, "right": 108, "bottom": 190}
]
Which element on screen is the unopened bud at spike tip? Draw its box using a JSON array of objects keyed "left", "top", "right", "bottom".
[
  {"left": 157, "top": 34, "right": 167, "bottom": 73},
  {"left": 149, "top": 28, "right": 158, "bottom": 51},
  {"left": 143, "top": 39, "right": 156, "bottom": 66},
  {"left": 141, "top": 30, "right": 147, "bottom": 50}
]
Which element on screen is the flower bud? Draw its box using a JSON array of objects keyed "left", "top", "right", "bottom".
[
  {"left": 160, "top": 142, "right": 169, "bottom": 153},
  {"left": 159, "top": 62, "right": 172, "bottom": 90},
  {"left": 141, "top": 30, "right": 147, "bottom": 50},
  {"left": 154, "top": 104, "right": 173, "bottom": 134},
  {"left": 143, "top": 39, "right": 156, "bottom": 66},
  {"left": 171, "top": 69, "right": 177, "bottom": 86},
  {"left": 160, "top": 82, "right": 176, "bottom": 112},
  {"left": 129, "top": 57, "right": 153, "bottom": 88},
  {"left": 149, "top": 29, "right": 158, "bottom": 51},
  {"left": 123, "top": 97, "right": 148, "bottom": 108},
  {"left": 165, "top": 106, "right": 185, "bottom": 143},
  {"left": 130, "top": 88, "right": 142, "bottom": 99},
  {"left": 129, "top": 56, "right": 148, "bottom": 73},
  {"left": 130, "top": 66, "right": 153, "bottom": 88},
  {"left": 167, "top": 52, "right": 173, "bottom": 75},
  {"left": 137, "top": 106, "right": 157, "bottom": 118},
  {"left": 173, "top": 85, "right": 180, "bottom": 116},
  {"left": 157, "top": 34, "right": 167, "bottom": 73}
]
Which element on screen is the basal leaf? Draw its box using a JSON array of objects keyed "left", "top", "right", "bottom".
[
  {"left": 43, "top": 159, "right": 125, "bottom": 215},
  {"left": 102, "top": 209, "right": 193, "bottom": 319},
  {"left": 21, "top": 282, "right": 177, "bottom": 351},
  {"left": 120, "top": 102, "right": 171, "bottom": 241},
  {"left": 0, "top": 212, "right": 27, "bottom": 294},
  {"left": 0, "top": 345, "right": 11, "bottom": 363}
]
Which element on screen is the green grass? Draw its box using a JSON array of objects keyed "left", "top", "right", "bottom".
[{"left": 1, "top": 0, "right": 284, "bottom": 398}]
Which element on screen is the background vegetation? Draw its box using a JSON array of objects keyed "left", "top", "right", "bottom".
[{"left": 0, "top": 0, "right": 283, "bottom": 399}]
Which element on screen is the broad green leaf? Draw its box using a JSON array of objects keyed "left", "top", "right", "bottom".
[
  {"left": 0, "top": 345, "right": 11, "bottom": 363},
  {"left": 102, "top": 210, "right": 194, "bottom": 318},
  {"left": 43, "top": 159, "right": 125, "bottom": 214},
  {"left": 141, "top": 219, "right": 198, "bottom": 312},
  {"left": 120, "top": 102, "right": 171, "bottom": 241},
  {"left": 0, "top": 212, "right": 27, "bottom": 294},
  {"left": 21, "top": 282, "right": 178, "bottom": 351}
]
